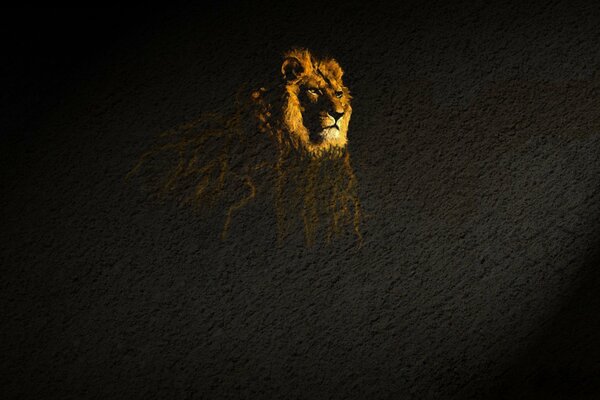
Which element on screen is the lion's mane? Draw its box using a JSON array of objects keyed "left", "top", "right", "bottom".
[{"left": 128, "top": 48, "right": 362, "bottom": 246}]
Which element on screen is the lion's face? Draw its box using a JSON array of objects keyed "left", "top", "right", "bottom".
[{"left": 280, "top": 49, "right": 352, "bottom": 157}]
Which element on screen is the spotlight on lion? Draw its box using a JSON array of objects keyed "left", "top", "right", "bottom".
[{"left": 127, "top": 48, "right": 363, "bottom": 247}]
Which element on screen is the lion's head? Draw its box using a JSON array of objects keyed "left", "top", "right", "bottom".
[{"left": 253, "top": 48, "right": 353, "bottom": 158}]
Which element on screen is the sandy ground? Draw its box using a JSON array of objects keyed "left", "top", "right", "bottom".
[{"left": 2, "top": 2, "right": 600, "bottom": 399}]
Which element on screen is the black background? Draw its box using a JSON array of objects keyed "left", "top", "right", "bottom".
[{"left": 2, "top": 2, "right": 600, "bottom": 399}]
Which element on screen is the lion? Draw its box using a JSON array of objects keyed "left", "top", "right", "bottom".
[
  {"left": 127, "top": 48, "right": 362, "bottom": 246},
  {"left": 251, "top": 48, "right": 352, "bottom": 158}
]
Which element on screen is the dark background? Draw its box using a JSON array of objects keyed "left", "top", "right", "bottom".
[{"left": 2, "top": 2, "right": 600, "bottom": 399}]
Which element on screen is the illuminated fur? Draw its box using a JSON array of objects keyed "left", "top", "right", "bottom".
[
  {"left": 253, "top": 48, "right": 352, "bottom": 158},
  {"left": 128, "top": 48, "right": 362, "bottom": 246}
]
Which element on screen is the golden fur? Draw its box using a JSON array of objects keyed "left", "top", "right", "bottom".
[
  {"left": 252, "top": 48, "right": 352, "bottom": 158},
  {"left": 128, "top": 48, "right": 362, "bottom": 246}
]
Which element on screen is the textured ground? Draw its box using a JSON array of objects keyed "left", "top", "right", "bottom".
[{"left": 2, "top": 2, "right": 600, "bottom": 399}]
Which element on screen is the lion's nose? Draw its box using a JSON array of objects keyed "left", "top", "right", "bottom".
[{"left": 329, "top": 111, "right": 344, "bottom": 123}]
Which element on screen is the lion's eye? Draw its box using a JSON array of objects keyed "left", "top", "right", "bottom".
[
  {"left": 335, "top": 91, "right": 344, "bottom": 98},
  {"left": 307, "top": 88, "right": 323, "bottom": 96}
]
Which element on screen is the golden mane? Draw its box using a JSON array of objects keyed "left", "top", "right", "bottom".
[
  {"left": 128, "top": 48, "right": 362, "bottom": 246},
  {"left": 253, "top": 48, "right": 352, "bottom": 158}
]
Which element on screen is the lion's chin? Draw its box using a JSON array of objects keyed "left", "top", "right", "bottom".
[
  {"left": 320, "top": 126, "right": 341, "bottom": 140},
  {"left": 310, "top": 126, "right": 340, "bottom": 144}
]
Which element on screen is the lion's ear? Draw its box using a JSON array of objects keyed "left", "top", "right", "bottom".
[{"left": 281, "top": 57, "right": 304, "bottom": 81}]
